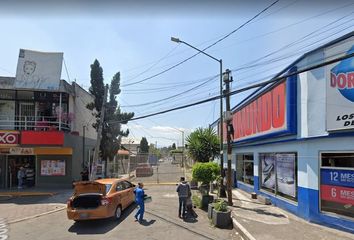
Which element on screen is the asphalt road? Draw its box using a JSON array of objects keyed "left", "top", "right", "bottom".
[
  {"left": 135, "top": 160, "right": 185, "bottom": 184},
  {"left": 8, "top": 185, "right": 240, "bottom": 240}
]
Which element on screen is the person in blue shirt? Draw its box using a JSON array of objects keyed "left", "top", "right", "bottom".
[{"left": 134, "top": 182, "right": 145, "bottom": 222}]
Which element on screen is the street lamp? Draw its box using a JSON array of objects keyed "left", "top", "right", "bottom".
[{"left": 171, "top": 37, "right": 226, "bottom": 197}]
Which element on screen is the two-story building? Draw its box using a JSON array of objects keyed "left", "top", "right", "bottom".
[
  {"left": 217, "top": 32, "right": 354, "bottom": 232},
  {"left": 0, "top": 49, "right": 97, "bottom": 189}
]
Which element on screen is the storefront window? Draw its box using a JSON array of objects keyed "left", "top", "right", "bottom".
[
  {"left": 259, "top": 152, "right": 297, "bottom": 201},
  {"left": 320, "top": 152, "right": 354, "bottom": 219},
  {"left": 236, "top": 154, "right": 254, "bottom": 185}
]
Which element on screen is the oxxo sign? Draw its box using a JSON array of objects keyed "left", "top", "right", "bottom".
[
  {"left": 0, "top": 131, "right": 19, "bottom": 145},
  {"left": 231, "top": 81, "right": 288, "bottom": 141}
]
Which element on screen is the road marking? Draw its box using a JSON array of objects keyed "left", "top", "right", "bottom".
[
  {"left": 162, "top": 193, "right": 178, "bottom": 198},
  {"left": 8, "top": 206, "right": 66, "bottom": 225},
  {"left": 145, "top": 209, "right": 229, "bottom": 240},
  {"left": 0, "top": 218, "right": 8, "bottom": 240}
]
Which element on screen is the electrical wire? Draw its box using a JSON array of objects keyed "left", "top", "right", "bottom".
[
  {"left": 121, "top": 75, "right": 217, "bottom": 108},
  {"left": 121, "top": 0, "right": 280, "bottom": 87},
  {"left": 109, "top": 51, "right": 354, "bottom": 124}
]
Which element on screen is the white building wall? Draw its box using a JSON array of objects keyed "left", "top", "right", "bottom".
[{"left": 70, "top": 83, "right": 97, "bottom": 140}]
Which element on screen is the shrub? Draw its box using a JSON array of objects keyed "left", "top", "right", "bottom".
[
  {"left": 213, "top": 200, "right": 228, "bottom": 212},
  {"left": 192, "top": 162, "right": 220, "bottom": 184},
  {"left": 192, "top": 195, "right": 202, "bottom": 209}
]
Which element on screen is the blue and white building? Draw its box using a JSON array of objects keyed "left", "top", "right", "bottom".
[{"left": 219, "top": 31, "right": 354, "bottom": 233}]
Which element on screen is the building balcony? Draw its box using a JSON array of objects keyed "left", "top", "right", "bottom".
[{"left": 0, "top": 115, "right": 71, "bottom": 132}]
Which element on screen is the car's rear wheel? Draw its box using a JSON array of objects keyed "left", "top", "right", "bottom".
[{"left": 115, "top": 206, "right": 122, "bottom": 220}]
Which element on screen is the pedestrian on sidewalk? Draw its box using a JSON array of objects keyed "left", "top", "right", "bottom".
[
  {"left": 176, "top": 177, "right": 191, "bottom": 219},
  {"left": 17, "top": 166, "right": 25, "bottom": 189},
  {"left": 80, "top": 167, "right": 89, "bottom": 181},
  {"left": 134, "top": 182, "right": 145, "bottom": 223},
  {"left": 24, "top": 164, "right": 35, "bottom": 187}
]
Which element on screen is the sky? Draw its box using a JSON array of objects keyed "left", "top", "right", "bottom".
[{"left": 0, "top": 0, "right": 353, "bottom": 147}]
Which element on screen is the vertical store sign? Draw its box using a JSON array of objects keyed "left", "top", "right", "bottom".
[
  {"left": 326, "top": 38, "right": 354, "bottom": 131},
  {"left": 261, "top": 154, "right": 276, "bottom": 190},
  {"left": 276, "top": 153, "right": 296, "bottom": 197},
  {"left": 14, "top": 49, "right": 63, "bottom": 90}
]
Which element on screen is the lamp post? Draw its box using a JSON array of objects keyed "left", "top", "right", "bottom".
[{"left": 171, "top": 37, "right": 226, "bottom": 197}]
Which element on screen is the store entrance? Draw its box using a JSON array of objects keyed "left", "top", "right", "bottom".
[
  {"left": 8, "top": 155, "right": 36, "bottom": 189},
  {"left": 0, "top": 155, "right": 6, "bottom": 188}
]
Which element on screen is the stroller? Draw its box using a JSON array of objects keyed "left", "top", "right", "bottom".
[{"left": 185, "top": 196, "right": 198, "bottom": 219}]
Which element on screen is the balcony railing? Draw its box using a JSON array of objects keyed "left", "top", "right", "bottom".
[{"left": 0, "top": 115, "right": 71, "bottom": 132}]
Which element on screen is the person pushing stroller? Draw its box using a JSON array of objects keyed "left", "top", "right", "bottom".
[{"left": 177, "top": 177, "right": 197, "bottom": 219}]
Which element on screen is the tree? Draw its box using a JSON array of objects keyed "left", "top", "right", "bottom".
[
  {"left": 172, "top": 143, "right": 176, "bottom": 150},
  {"left": 139, "top": 137, "right": 149, "bottom": 153},
  {"left": 87, "top": 59, "right": 134, "bottom": 162},
  {"left": 186, "top": 127, "right": 220, "bottom": 162}
]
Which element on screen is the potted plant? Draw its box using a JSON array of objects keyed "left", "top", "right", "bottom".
[
  {"left": 212, "top": 200, "right": 231, "bottom": 228},
  {"left": 192, "top": 162, "right": 220, "bottom": 209},
  {"left": 208, "top": 202, "right": 214, "bottom": 219}
]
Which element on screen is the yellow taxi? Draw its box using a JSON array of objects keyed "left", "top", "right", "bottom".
[{"left": 67, "top": 178, "right": 136, "bottom": 221}]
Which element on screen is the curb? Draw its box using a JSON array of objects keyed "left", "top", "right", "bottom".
[
  {"left": 8, "top": 205, "right": 66, "bottom": 225},
  {"left": 232, "top": 218, "right": 256, "bottom": 240},
  {"left": 141, "top": 182, "right": 177, "bottom": 186},
  {"left": 0, "top": 192, "right": 56, "bottom": 198}
]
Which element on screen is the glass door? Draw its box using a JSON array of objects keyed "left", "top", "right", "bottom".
[{"left": 0, "top": 155, "right": 5, "bottom": 188}]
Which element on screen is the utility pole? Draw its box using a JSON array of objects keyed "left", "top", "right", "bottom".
[
  {"left": 82, "top": 125, "right": 86, "bottom": 168},
  {"left": 224, "top": 69, "right": 234, "bottom": 206},
  {"left": 90, "top": 84, "right": 108, "bottom": 181}
]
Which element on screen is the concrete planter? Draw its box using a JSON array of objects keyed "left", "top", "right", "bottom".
[
  {"left": 201, "top": 195, "right": 214, "bottom": 209},
  {"left": 207, "top": 203, "right": 214, "bottom": 219},
  {"left": 212, "top": 209, "right": 231, "bottom": 228}
]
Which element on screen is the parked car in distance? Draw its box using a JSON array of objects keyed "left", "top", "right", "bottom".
[
  {"left": 67, "top": 178, "right": 135, "bottom": 221},
  {"left": 135, "top": 163, "right": 153, "bottom": 177}
]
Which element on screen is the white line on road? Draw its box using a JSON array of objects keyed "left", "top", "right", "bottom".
[
  {"left": 0, "top": 218, "right": 8, "bottom": 240},
  {"left": 8, "top": 206, "right": 66, "bottom": 225}
]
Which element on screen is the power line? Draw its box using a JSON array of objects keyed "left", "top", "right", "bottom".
[
  {"left": 208, "top": 2, "right": 354, "bottom": 55},
  {"left": 121, "top": 0, "right": 279, "bottom": 87},
  {"left": 121, "top": 75, "right": 217, "bottom": 108},
  {"left": 125, "top": 45, "right": 179, "bottom": 81},
  {"left": 109, "top": 51, "right": 354, "bottom": 124},
  {"left": 232, "top": 14, "right": 354, "bottom": 73}
]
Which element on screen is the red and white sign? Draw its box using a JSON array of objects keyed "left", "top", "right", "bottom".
[
  {"left": 230, "top": 81, "right": 287, "bottom": 141},
  {"left": 321, "top": 184, "right": 354, "bottom": 205},
  {"left": 0, "top": 131, "right": 19, "bottom": 145}
]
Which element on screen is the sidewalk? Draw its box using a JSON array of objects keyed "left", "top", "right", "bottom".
[
  {"left": 231, "top": 189, "right": 354, "bottom": 240},
  {"left": 0, "top": 188, "right": 72, "bottom": 224}
]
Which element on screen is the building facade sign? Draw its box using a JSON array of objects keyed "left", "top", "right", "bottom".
[
  {"left": 14, "top": 49, "right": 63, "bottom": 90},
  {"left": 0, "top": 131, "right": 19, "bottom": 145},
  {"left": 230, "top": 72, "right": 297, "bottom": 142},
  {"left": 9, "top": 147, "right": 34, "bottom": 155},
  {"left": 326, "top": 41, "right": 354, "bottom": 131}
]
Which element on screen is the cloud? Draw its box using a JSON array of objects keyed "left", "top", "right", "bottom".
[{"left": 151, "top": 126, "right": 188, "bottom": 133}]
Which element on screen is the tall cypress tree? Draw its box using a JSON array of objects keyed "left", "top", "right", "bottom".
[
  {"left": 87, "top": 59, "right": 134, "bottom": 162},
  {"left": 139, "top": 137, "right": 149, "bottom": 153}
]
